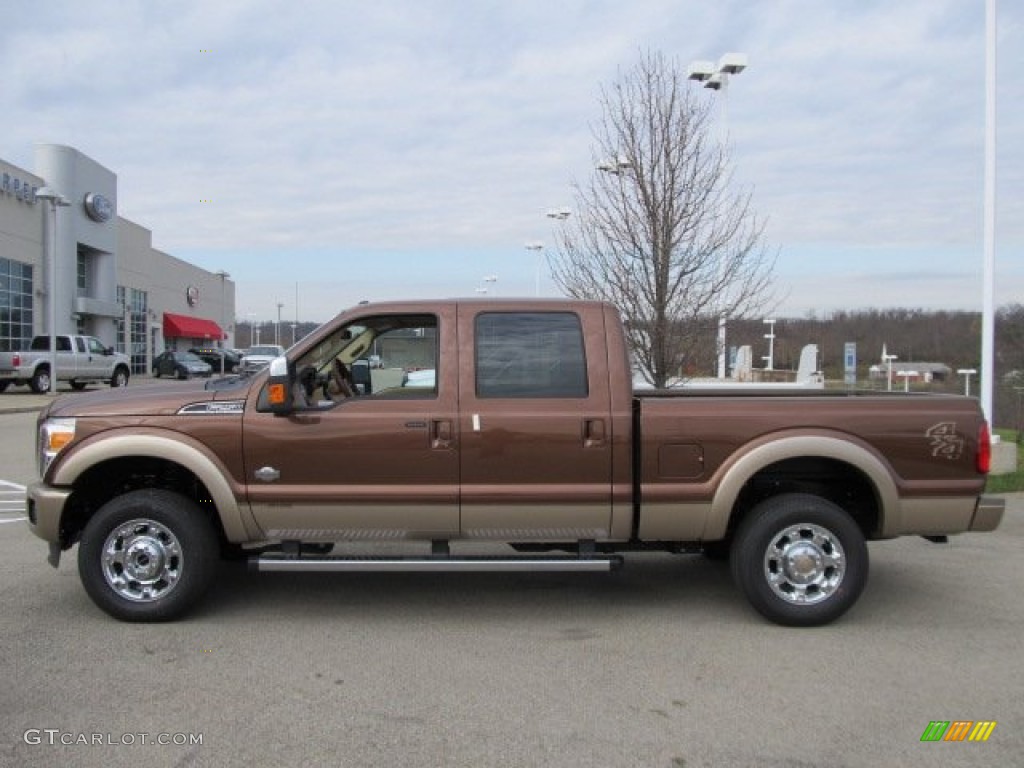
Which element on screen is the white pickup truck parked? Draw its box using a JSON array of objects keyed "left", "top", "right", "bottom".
[{"left": 0, "top": 335, "right": 131, "bottom": 393}]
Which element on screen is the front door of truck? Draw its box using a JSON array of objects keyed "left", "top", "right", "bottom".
[
  {"left": 242, "top": 308, "right": 459, "bottom": 541},
  {"left": 456, "top": 305, "right": 613, "bottom": 540}
]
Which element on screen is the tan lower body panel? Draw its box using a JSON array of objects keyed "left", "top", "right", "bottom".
[
  {"left": 461, "top": 503, "right": 610, "bottom": 540},
  {"left": 251, "top": 503, "right": 458, "bottom": 541},
  {"left": 636, "top": 502, "right": 710, "bottom": 541},
  {"left": 896, "top": 498, "right": 976, "bottom": 536}
]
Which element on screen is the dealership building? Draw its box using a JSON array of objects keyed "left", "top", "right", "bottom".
[{"left": 0, "top": 144, "right": 235, "bottom": 375}]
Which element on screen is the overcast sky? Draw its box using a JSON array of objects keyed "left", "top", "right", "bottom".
[{"left": 3, "top": 0, "right": 1021, "bottom": 323}]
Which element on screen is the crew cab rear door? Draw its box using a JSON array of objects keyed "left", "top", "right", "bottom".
[{"left": 456, "top": 304, "right": 613, "bottom": 540}]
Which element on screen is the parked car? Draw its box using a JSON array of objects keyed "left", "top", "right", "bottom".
[
  {"left": 401, "top": 368, "right": 436, "bottom": 389},
  {"left": 0, "top": 334, "right": 131, "bottom": 393},
  {"left": 239, "top": 345, "right": 285, "bottom": 374},
  {"left": 153, "top": 350, "right": 212, "bottom": 379},
  {"left": 189, "top": 347, "right": 241, "bottom": 373}
]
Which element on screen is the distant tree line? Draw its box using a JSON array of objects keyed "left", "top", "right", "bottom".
[
  {"left": 234, "top": 321, "right": 320, "bottom": 350},
  {"left": 728, "top": 304, "right": 1024, "bottom": 430}
]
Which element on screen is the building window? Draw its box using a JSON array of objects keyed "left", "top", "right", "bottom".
[
  {"left": 0, "top": 257, "right": 34, "bottom": 353},
  {"left": 115, "top": 285, "right": 149, "bottom": 374},
  {"left": 76, "top": 251, "right": 88, "bottom": 297}
]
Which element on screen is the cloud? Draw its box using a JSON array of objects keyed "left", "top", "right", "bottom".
[{"left": 2, "top": 0, "right": 1020, "bottom": 320}]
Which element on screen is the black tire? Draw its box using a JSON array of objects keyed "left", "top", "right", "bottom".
[
  {"left": 0, "top": 381, "right": 10, "bottom": 393},
  {"left": 110, "top": 366, "right": 130, "bottom": 388},
  {"left": 78, "top": 489, "right": 219, "bottom": 622},
  {"left": 30, "top": 367, "right": 51, "bottom": 394},
  {"left": 177, "top": 367, "right": 188, "bottom": 380},
  {"left": 70, "top": 380, "right": 88, "bottom": 391},
  {"left": 730, "top": 493, "right": 868, "bottom": 627}
]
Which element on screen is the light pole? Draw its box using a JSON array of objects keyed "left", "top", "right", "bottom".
[
  {"left": 34, "top": 186, "right": 70, "bottom": 395},
  {"left": 542, "top": 208, "right": 571, "bottom": 297},
  {"left": 688, "top": 53, "right": 748, "bottom": 379},
  {"left": 276, "top": 302, "right": 284, "bottom": 347},
  {"left": 215, "top": 270, "right": 229, "bottom": 375},
  {"left": 883, "top": 353, "right": 898, "bottom": 392},
  {"left": 957, "top": 368, "right": 978, "bottom": 397},
  {"left": 762, "top": 318, "right": 776, "bottom": 371},
  {"left": 897, "top": 370, "right": 917, "bottom": 393},
  {"left": 524, "top": 241, "right": 544, "bottom": 297},
  {"left": 981, "top": 0, "right": 997, "bottom": 426}
]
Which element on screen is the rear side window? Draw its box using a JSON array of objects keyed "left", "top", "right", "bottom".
[{"left": 475, "top": 312, "right": 588, "bottom": 398}]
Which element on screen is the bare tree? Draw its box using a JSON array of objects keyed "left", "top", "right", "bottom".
[{"left": 549, "top": 51, "right": 776, "bottom": 387}]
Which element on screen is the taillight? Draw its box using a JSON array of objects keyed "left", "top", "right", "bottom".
[
  {"left": 977, "top": 422, "right": 992, "bottom": 474},
  {"left": 12, "top": 354, "right": 20, "bottom": 366}
]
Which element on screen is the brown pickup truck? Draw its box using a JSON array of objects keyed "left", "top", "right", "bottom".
[{"left": 27, "top": 299, "right": 1004, "bottom": 626}]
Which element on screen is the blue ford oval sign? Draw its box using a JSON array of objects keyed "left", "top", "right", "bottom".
[{"left": 83, "top": 192, "right": 113, "bottom": 222}]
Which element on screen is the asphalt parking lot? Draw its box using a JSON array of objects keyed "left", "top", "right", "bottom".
[{"left": 0, "top": 403, "right": 1022, "bottom": 768}]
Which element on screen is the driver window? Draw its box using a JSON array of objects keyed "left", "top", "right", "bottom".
[{"left": 291, "top": 313, "right": 438, "bottom": 408}]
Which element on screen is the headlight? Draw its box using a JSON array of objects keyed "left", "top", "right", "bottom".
[{"left": 38, "top": 418, "right": 76, "bottom": 476}]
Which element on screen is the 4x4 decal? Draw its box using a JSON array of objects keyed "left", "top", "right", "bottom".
[{"left": 926, "top": 422, "right": 965, "bottom": 461}]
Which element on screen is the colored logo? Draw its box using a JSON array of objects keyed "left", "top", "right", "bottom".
[{"left": 920, "top": 721, "right": 996, "bottom": 742}]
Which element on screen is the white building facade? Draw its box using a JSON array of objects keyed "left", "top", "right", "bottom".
[{"left": 0, "top": 145, "right": 234, "bottom": 374}]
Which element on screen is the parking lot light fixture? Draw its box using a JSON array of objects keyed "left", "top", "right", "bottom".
[
  {"left": 525, "top": 242, "right": 544, "bottom": 297},
  {"left": 35, "top": 187, "right": 71, "bottom": 395},
  {"left": 216, "top": 271, "right": 230, "bottom": 375},
  {"left": 688, "top": 52, "right": 748, "bottom": 379},
  {"left": 957, "top": 368, "right": 978, "bottom": 397}
]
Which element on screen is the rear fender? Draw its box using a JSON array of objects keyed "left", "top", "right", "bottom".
[{"left": 705, "top": 432, "right": 900, "bottom": 540}]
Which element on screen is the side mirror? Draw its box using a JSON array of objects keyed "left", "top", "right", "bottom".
[
  {"left": 104, "top": 347, "right": 114, "bottom": 356},
  {"left": 263, "top": 356, "right": 294, "bottom": 416}
]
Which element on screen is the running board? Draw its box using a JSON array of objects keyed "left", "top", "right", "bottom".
[{"left": 251, "top": 555, "right": 622, "bottom": 573}]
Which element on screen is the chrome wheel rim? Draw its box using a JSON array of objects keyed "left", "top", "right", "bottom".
[
  {"left": 763, "top": 522, "right": 845, "bottom": 604},
  {"left": 101, "top": 518, "right": 183, "bottom": 602}
]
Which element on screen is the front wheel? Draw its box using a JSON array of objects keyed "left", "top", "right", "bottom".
[
  {"left": 78, "top": 489, "right": 219, "bottom": 622},
  {"left": 730, "top": 493, "right": 868, "bottom": 627},
  {"left": 110, "top": 367, "right": 130, "bottom": 388}
]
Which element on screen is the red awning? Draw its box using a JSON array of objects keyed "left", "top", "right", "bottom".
[{"left": 163, "top": 313, "right": 225, "bottom": 340}]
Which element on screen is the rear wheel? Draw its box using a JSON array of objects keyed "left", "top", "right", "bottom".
[
  {"left": 78, "top": 489, "right": 219, "bottom": 622},
  {"left": 0, "top": 381, "right": 10, "bottom": 393},
  {"left": 730, "top": 493, "right": 868, "bottom": 627},
  {"left": 30, "top": 367, "right": 51, "bottom": 393}
]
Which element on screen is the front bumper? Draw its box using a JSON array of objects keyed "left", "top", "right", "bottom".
[
  {"left": 970, "top": 495, "right": 1005, "bottom": 532},
  {"left": 26, "top": 481, "right": 71, "bottom": 545}
]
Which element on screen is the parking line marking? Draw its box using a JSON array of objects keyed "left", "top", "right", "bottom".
[{"left": 0, "top": 517, "right": 28, "bottom": 524}]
